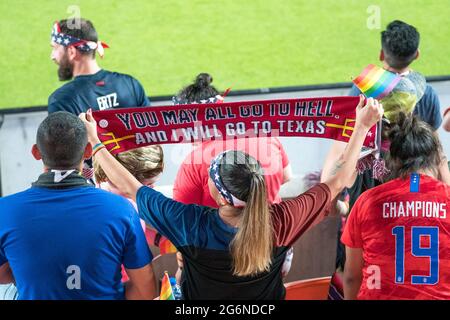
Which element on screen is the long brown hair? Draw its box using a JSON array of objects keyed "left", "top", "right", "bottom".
[{"left": 219, "top": 151, "right": 273, "bottom": 276}]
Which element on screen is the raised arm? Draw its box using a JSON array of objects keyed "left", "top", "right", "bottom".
[
  {"left": 79, "top": 110, "right": 143, "bottom": 202},
  {"left": 322, "top": 96, "right": 383, "bottom": 200}
]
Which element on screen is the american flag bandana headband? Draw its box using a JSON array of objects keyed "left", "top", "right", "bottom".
[
  {"left": 172, "top": 88, "right": 231, "bottom": 105},
  {"left": 209, "top": 151, "right": 247, "bottom": 207},
  {"left": 51, "top": 21, "right": 109, "bottom": 58},
  {"left": 172, "top": 94, "right": 224, "bottom": 106}
]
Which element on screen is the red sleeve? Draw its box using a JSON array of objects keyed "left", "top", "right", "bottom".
[
  {"left": 271, "top": 183, "right": 331, "bottom": 247},
  {"left": 172, "top": 162, "right": 204, "bottom": 205},
  {"left": 444, "top": 107, "right": 450, "bottom": 117},
  {"left": 281, "top": 145, "right": 290, "bottom": 168},
  {"left": 341, "top": 196, "right": 364, "bottom": 248},
  {"left": 275, "top": 138, "right": 290, "bottom": 168}
]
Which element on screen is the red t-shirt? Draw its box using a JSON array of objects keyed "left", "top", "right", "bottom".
[
  {"left": 173, "top": 137, "right": 290, "bottom": 207},
  {"left": 342, "top": 174, "right": 450, "bottom": 300}
]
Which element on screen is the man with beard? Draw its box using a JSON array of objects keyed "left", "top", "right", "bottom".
[
  {"left": 48, "top": 18, "right": 151, "bottom": 179},
  {"left": 48, "top": 18, "right": 150, "bottom": 114}
]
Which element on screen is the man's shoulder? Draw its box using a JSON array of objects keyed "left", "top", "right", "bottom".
[
  {"left": 48, "top": 82, "right": 79, "bottom": 113},
  {"left": 82, "top": 187, "right": 135, "bottom": 207},
  {"left": 0, "top": 186, "right": 132, "bottom": 209},
  {"left": 423, "top": 83, "right": 439, "bottom": 99},
  {"left": 0, "top": 188, "right": 34, "bottom": 207},
  {"left": 103, "top": 70, "right": 138, "bottom": 83},
  {"left": 425, "top": 82, "right": 437, "bottom": 92},
  {"left": 49, "top": 81, "right": 78, "bottom": 101},
  {"left": 51, "top": 187, "right": 138, "bottom": 222}
]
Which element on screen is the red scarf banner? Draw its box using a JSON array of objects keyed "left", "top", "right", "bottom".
[{"left": 92, "top": 96, "right": 378, "bottom": 155}]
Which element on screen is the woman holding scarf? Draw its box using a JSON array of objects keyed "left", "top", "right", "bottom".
[{"left": 79, "top": 96, "right": 383, "bottom": 300}]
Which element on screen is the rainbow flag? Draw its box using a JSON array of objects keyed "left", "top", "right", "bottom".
[
  {"left": 160, "top": 271, "right": 175, "bottom": 300},
  {"left": 159, "top": 238, "right": 177, "bottom": 255},
  {"left": 146, "top": 229, "right": 177, "bottom": 255},
  {"left": 353, "top": 64, "right": 401, "bottom": 99}
]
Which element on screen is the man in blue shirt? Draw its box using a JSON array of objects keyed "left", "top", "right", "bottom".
[
  {"left": 48, "top": 18, "right": 151, "bottom": 180},
  {"left": 48, "top": 18, "right": 150, "bottom": 114},
  {"left": 0, "top": 112, "right": 156, "bottom": 300}
]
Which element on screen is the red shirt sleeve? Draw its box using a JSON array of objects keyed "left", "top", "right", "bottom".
[
  {"left": 271, "top": 183, "right": 331, "bottom": 247},
  {"left": 341, "top": 195, "right": 364, "bottom": 248},
  {"left": 444, "top": 107, "right": 450, "bottom": 117},
  {"left": 277, "top": 138, "right": 290, "bottom": 168},
  {"left": 281, "top": 146, "right": 290, "bottom": 169},
  {"left": 172, "top": 161, "right": 204, "bottom": 205}
]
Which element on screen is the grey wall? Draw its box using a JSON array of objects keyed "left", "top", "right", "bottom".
[{"left": 1, "top": 81, "right": 449, "bottom": 198}]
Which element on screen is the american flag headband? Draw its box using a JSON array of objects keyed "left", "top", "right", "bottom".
[
  {"left": 172, "top": 88, "right": 232, "bottom": 105},
  {"left": 209, "top": 152, "right": 247, "bottom": 208},
  {"left": 172, "top": 94, "right": 224, "bottom": 105},
  {"left": 51, "top": 21, "right": 109, "bottom": 58}
]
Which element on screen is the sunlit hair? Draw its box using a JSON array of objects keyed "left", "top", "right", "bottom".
[
  {"left": 94, "top": 145, "right": 164, "bottom": 183},
  {"left": 217, "top": 150, "right": 273, "bottom": 276}
]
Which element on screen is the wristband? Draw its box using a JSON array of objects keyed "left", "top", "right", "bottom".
[
  {"left": 92, "top": 145, "right": 106, "bottom": 157},
  {"left": 93, "top": 142, "right": 104, "bottom": 150}
]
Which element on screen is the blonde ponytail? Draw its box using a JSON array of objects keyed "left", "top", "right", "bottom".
[{"left": 230, "top": 173, "right": 273, "bottom": 276}]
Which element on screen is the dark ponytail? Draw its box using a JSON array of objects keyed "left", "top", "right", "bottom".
[
  {"left": 195, "top": 73, "right": 213, "bottom": 89},
  {"left": 387, "top": 112, "right": 442, "bottom": 179},
  {"left": 175, "top": 73, "right": 220, "bottom": 104}
]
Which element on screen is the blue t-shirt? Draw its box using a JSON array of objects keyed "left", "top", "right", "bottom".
[
  {"left": 48, "top": 69, "right": 150, "bottom": 114},
  {"left": 0, "top": 179, "right": 152, "bottom": 300},
  {"left": 348, "top": 83, "right": 442, "bottom": 130}
]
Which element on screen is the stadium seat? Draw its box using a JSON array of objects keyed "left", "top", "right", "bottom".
[
  {"left": 151, "top": 253, "right": 178, "bottom": 293},
  {"left": 284, "top": 276, "right": 332, "bottom": 300}
]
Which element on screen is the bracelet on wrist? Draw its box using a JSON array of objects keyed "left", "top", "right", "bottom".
[
  {"left": 93, "top": 142, "right": 104, "bottom": 150},
  {"left": 92, "top": 145, "right": 106, "bottom": 157}
]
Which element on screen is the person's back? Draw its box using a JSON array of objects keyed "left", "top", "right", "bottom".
[
  {"left": 0, "top": 182, "right": 149, "bottom": 299},
  {"left": 48, "top": 19, "right": 150, "bottom": 114},
  {"left": 342, "top": 113, "right": 450, "bottom": 300},
  {"left": 348, "top": 20, "right": 441, "bottom": 130},
  {"left": 0, "top": 112, "right": 155, "bottom": 300},
  {"left": 49, "top": 69, "right": 150, "bottom": 114},
  {"left": 139, "top": 155, "right": 330, "bottom": 299},
  {"left": 342, "top": 175, "right": 450, "bottom": 299},
  {"left": 172, "top": 73, "right": 291, "bottom": 207},
  {"left": 173, "top": 137, "right": 290, "bottom": 207}
]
